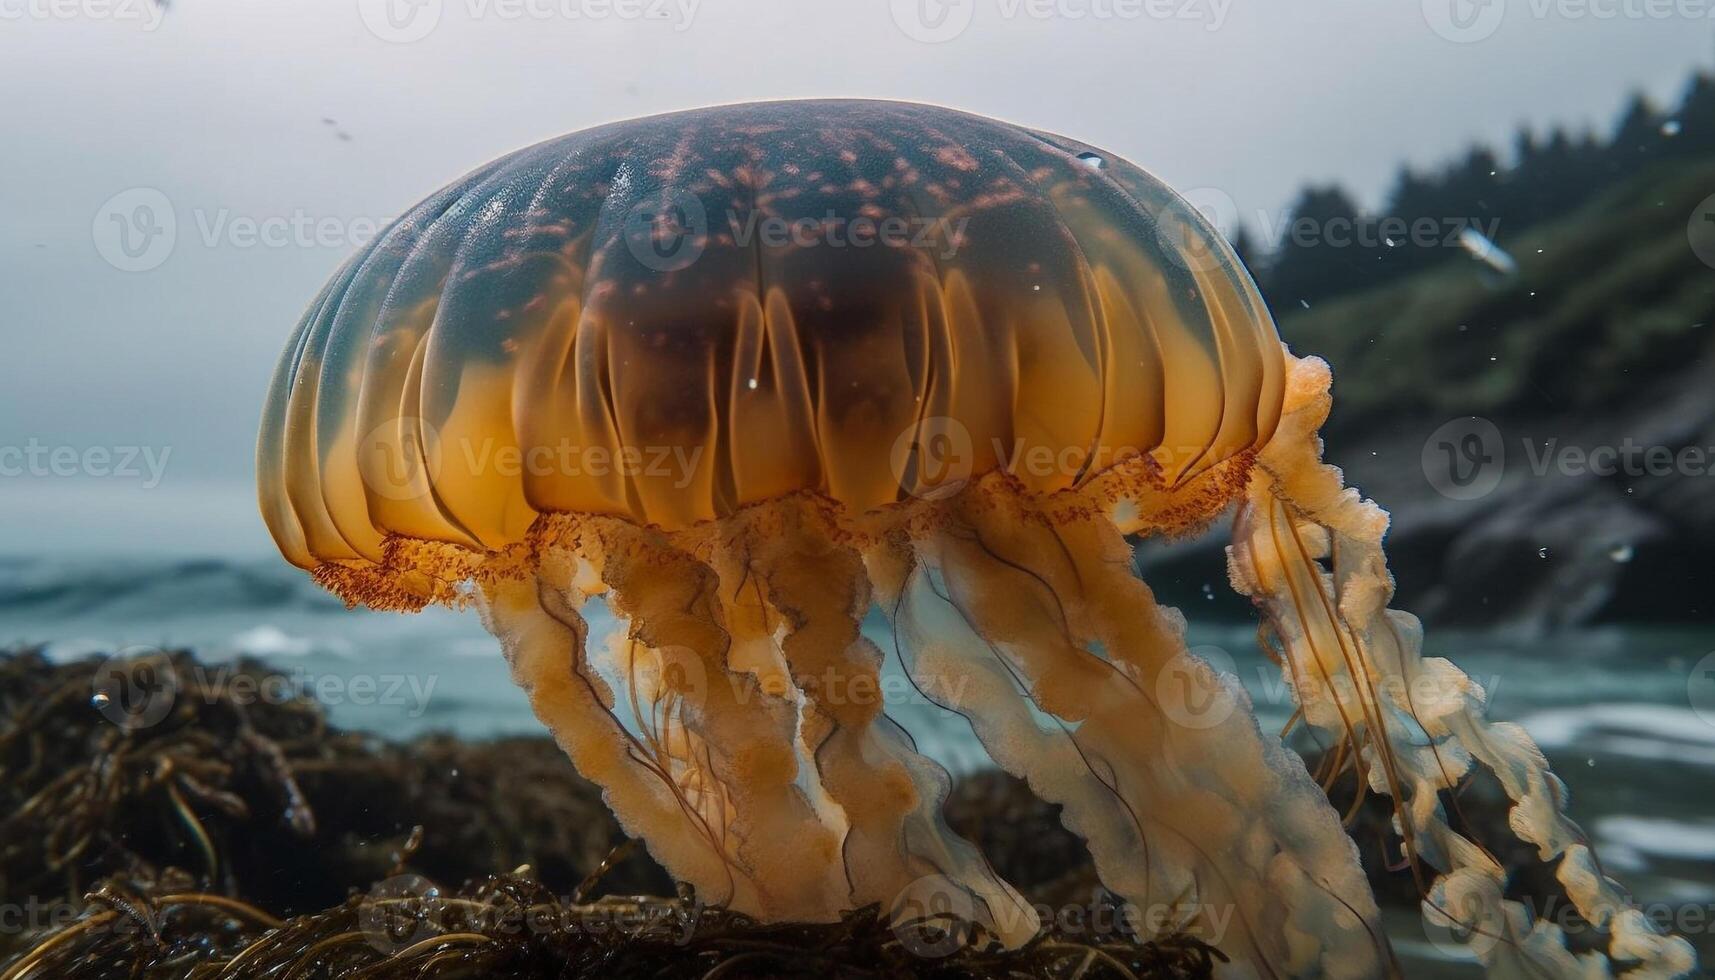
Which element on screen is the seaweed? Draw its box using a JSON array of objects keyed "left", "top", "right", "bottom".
[
  {"left": 0, "top": 870, "right": 1224, "bottom": 979},
  {"left": 0, "top": 649, "right": 666, "bottom": 921},
  {"left": 0, "top": 649, "right": 1221, "bottom": 979}
]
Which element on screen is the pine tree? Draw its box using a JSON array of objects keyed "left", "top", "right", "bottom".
[
  {"left": 1261, "top": 59, "right": 1713, "bottom": 313},
  {"left": 1608, "top": 93, "right": 1664, "bottom": 173},
  {"left": 1263, "top": 187, "right": 1371, "bottom": 307},
  {"left": 1668, "top": 72, "right": 1715, "bottom": 155}
]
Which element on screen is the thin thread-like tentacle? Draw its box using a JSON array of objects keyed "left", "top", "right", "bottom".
[
  {"left": 867, "top": 484, "right": 1389, "bottom": 979},
  {"left": 1228, "top": 351, "right": 1696, "bottom": 979}
]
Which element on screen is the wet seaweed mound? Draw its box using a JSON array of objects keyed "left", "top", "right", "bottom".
[{"left": 0, "top": 649, "right": 1221, "bottom": 979}]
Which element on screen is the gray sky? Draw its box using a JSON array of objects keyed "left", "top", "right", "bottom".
[{"left": 1, "top": 0, "right": 1710, "bottom": 557}]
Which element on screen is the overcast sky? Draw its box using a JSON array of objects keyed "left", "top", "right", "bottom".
[{"left": 1, "top": 0, "right": 1709, "bottom": 557}]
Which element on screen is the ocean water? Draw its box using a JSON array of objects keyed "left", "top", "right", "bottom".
[{"left": 3, "top": 552, "right": 1712, "bottom": 973}]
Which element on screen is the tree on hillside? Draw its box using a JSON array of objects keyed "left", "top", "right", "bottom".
[
  {"left": 1251, "top": 58, "right": 1715, "bottom": 314},
  {"left": 1667, "top": 72, "right": 1715, "bottom": 155},
  {"left": 1607, "top": 93, "right": 1665, "bottom": 178},
  {"left": 1266, "top": 187, "right": 1373, "bottom": 307},
  {"left": 1231, "top": 225, "right": 1263, "bottom": 276}
]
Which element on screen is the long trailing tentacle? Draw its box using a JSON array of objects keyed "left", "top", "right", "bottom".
[
  {"left": 865, "top": 483, "right": 1391, "bottom": 980},
  {"left": 481, "top": 508, "right": 1033, "bottom": 944},
  {"left": 1227, "top": 351, "right": 1696, "bottom": 979},
  {"left": 699, "top": 498, "right": 1038, "bottom": 946},
  {"left": 478, "top": 516, "right": 852, "bottom": 921},
  {"left": 477, "top": 551, "right": 753, "bottom": 912}
]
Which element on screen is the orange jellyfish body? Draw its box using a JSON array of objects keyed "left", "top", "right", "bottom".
[{"left": 257, "top": 101, "right": 1693, "bottom": 978}]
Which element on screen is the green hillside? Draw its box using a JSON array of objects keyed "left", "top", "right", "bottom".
[{"left": 1276, "top": 154, "right": 1715, "bottom": 439}]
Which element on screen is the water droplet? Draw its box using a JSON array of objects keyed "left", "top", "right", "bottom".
[
  {"left": 91, "top": 692, "right": 110, "bottom": 708},
  {"left": 1537, "top": 547, "right": 1549, "bottom": 559},
  {"left": 747, "top": 378, "right": 758, "bottom": 390},
  {"left": 1608, "top": 544, "right": 1635, "bottom": 563},
  {"left": 1298, "top": 299, "right": 1311, "bottom": 310},
  {"left": 1076, "top": 151, "right": 1105, "bottom": 170},
  {"left": 1662, "top": 119, "right": 1682, "bottom": 137}
]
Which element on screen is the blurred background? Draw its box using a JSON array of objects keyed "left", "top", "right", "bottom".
[{"left": 2, "top": 1, "right": 1713, "bottom": 973}]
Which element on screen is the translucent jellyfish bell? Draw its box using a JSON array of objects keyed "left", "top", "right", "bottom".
[{"left": 257, "top": 100, "right": 1693, "bottom": 978}]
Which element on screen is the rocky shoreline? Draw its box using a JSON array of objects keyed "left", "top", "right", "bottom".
[
  {"left": 0, "top": 648, "right": 1560, "bottom": 979},
  {"left": 1148, "top": 155, "right": 1715, "bottom": 633}
]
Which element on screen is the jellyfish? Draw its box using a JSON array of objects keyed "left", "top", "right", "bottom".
[{"left": 256, "top": 100, "right": 1694, "bottom": 978}]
